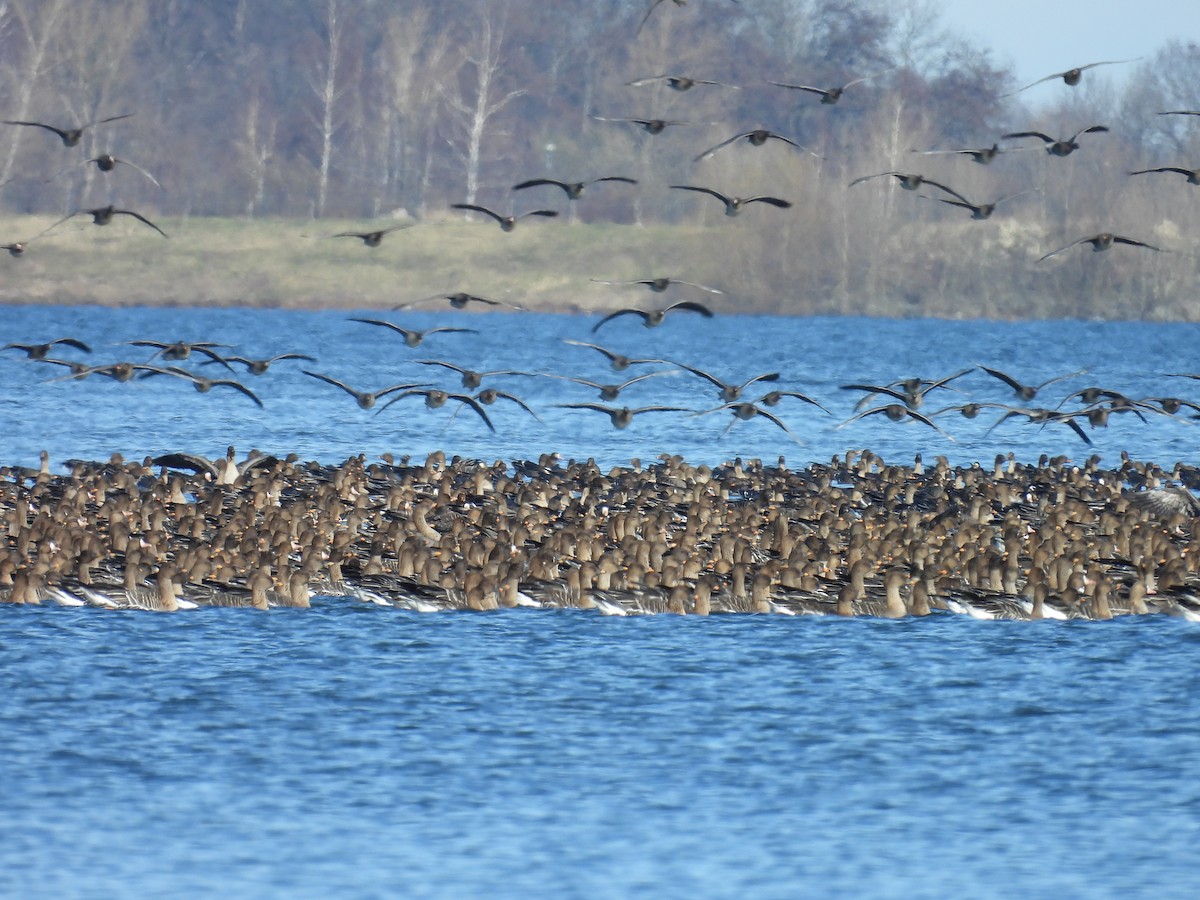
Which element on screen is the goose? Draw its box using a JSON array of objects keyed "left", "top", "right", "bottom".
[
  {"left": 127, "top": 339, "right": 233, "bottom": 366},
  {"left": 849, "top": 171, "right": 968, "bottom": 202},
  {"left": 591, "top": 300, "right": 714, "bottom": 332},
  {"left": 1002, "top": 125, "right": 1108, "bottom": 157},
  {"left": 768, "top": 74, "right": 883, "bottom": 105},
  {"left": 80, "top": 154, "right": 162, "bottom": 189},
  {"left": 413, "top": 359, "right": 538, "bottom": 389},
  {"left": 672, "top": 361, "right": 780, "bottom": 401},
  {"left": 450, "top": 203, "right": 557, "bottom": 231},
  {"left": 555, "top": 403, "right": 689, "bottom": 429},
  {"left": 1037, "top": 233, "right": 1163, "bottom": 262},
  {"left": 560, "top": 339, "right": 669, "bottom": 371},
  {"left": 472, "top": 388, "right": 541, "bottom": 421},
  {"left": 1129, "top": 166, "right": 1200, "bottom": 185},
  {"left": 693, "top": 129, "right": 812, "bottom": 162},
  {"left": 153, "top": 446, "right": 279, "bottom": 485},
  {"left": 670, "top": 184, "right": 792, "bottom": 216},
  {"left": 394, "top": 292, "right": 524, "bottom": 311},
  {"left": 922, "top": 189, "right": 1036, "bottom": 220},
  {"left": 1, "top": 219, "right": 64, "bottom": 256},
  {"left": 590, "top": 276, "right": 722, "bottom": 294},
  {"left": 511, "top": 176, "right": 637, "bottom": 199},
  {"left": 982, "top": 406, "right": 1093, "bottom": 445},
  {"left": 302, "top": 370, "right": 432, "bottom": 409},
  {"left": 3, "top": 112, "right": 132, "bottom": 147},
  {"left": 1003, "top": 60, "right": 1137, "bottom": 96},
  {"left": 841, "top": 369, "right": 971, "bottom": 410},
  {"left": 756, "top": 390, "right": 831, "bottom": 414},
  {"left": 377, "top": 388, "right": 496, "bottom": 431},
  {"left": 694, "top": 401, "right": 804, "bottom": 442},
  {"left": 1126, "top": 486, "right": 1200, "bottom": 518},
  {"left": 331, "top": 223, "right": 413, "bottom": 246},
  {"left": 202, "top": 353, "right": 316, "bottom": 375},
  {"left": 349, "top": 317, "right": 479, "bottom": 346},
  {"left": 978, "top": 366, "right": 1086, "bottom": 400},
  {"left": 135, "top": 365, "right": 265, "bottom": 407},
  {"left": 1159, "top": 110, "right": 1200, "bottom": 117},
  {"left": 540, "top": 370, "right": 671, "bottom": 401},
  {"left": 910, "top": 143, "right": 1015, "bottom": 165},
  {"left": 625, "top": 74, "right": 737, "bottom": 91},
  {"left": 51, "top": 204, "right": 168, "bottom": 237},
  {"left": 3, "top": 337, "right": 91, "bottom": 358},
  {"left": 589, "top": 115, "right": 707, "bottom": 134},
  {"left": 837, "top": 405, "right": 956, "bottom": 440}
]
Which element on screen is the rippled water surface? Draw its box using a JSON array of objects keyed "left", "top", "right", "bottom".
[{"left": 4, "top": 307, "right": 1200, "bottom": 896}]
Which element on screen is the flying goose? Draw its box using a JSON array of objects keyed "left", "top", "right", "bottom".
[
  {"left": 3, "top": 337, "right": 91, "bottom": 359},
  {"left": 349, "top": 317, "right": 479, "bottom": 347},
  {"left": 451, "top": 203, "right": 558, "bottom": 231},
  {"left": 977, "top": 366, "right": 1087, "bottom": 400},
  {"left": 766, "top": 73, "right": 881, "bottom": 104},
  {"left": 625, "top": 74, "right": 737, "bottom": 91},
  {"left": 394, "top": 292, "right": 524, "bottom": 311},
  {"left": 331, "top": 223, "right": 413, "bottom": 246},
  {"left": 201, "top": 353, "right": 316, "bottom": 375},
  {"left": 1002, "top": 125, "right": 1108, "bottom": 157},
  {"left": 1129, "top": 166, "right": 1200, "bottom": 185},
  {"left": 1037, "top": 233, "right": 1163, "bottom": 262},
  {"left": 302, "top": 370, "right": 432, "bottom": 409},
  {"left": 837, "top": 404, "right": 957, "bottom": 440},
  {"left": 3, "top": 112, "right": 132, "bottom": 147},
  {"left": 849, "top": 172, "right": 968, "bottom": 202},
  {"left": 922, "top": 189, "right": 1036, "bottom": 220},
  {"left": 589, "top": 115, "right": 707, "bottom": 134},
  {"left": 51, "top": 204, "right": 168, "bottom": 237},
  {"left": 672, "top": 362, "right": 780, "bottom": 401},
  {"left": 555, "top": 403, "right": 689, "bottom": 429},
  {"left": 694, "top": 129, "right": 811, "bottom": 162},
  {"left": 670, "top": 184, "right": 792, "bottom": 216},
  {"left": 541, "top": 370, "right": 671, "bottom": 401},
  {"left": 590, "top": 276, "right": 723, "bottom": 294},
  {"left": 560, "top": 339, "right": 669, "bottom": 371},
  {"left": 591, "top": 300, "right": 714, "bottom": 333},
  {"left": 694, "top": 401, "right": 803, "bottom": 442},
  {"left": 377, "top": 388, "right": 496, "bottom": 431},
  {"left": 135, "top": 366, "right": 264, "bottom": 407},
  {"left": 1003, "top": 60, "right": 1137, "bottom": 96},
  {"left": 413, "top": 359, "right": 538, "bottom": 389},
  {"left": 511, "top": 176, "right": 637, "bottom": 199}
]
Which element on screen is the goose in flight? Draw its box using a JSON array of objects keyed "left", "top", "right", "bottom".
[
  {"left": 331, "top": 223, "right": 413, "bottom": 246},
  {"left": 377, "top": 389, "right": 496, "bottom": 432},
  {"left": 201, "top": 353, "right": 316, "bottom": 375},
  {"left": 673, "top": 362, "right": 780, "bottom": 402},
  {"left": 670, "top": 184, "right": 792, "bottom": 216},
  {"left": 626, "top": 74, "right": 737, "bottom": 91},
  {"left": 977, "top": 366, "right": 1086, "bottom": 401},
  {"left": 837, "top": 404, "right": 956, "bottom": 440},
  {"left": 394, "top": 292, "right": 524, "bottom": 311},
  {"left": 51, "top": 204, "right": 168, "bottom": 237},
  {"left": 136, "top": 365, "right": 264, "bottom": 407},
  {"left": 590, "top": 115, "right": 707, "bottom": 134},
  {"left": 541, "top": 370, "right": 671, "bottom": 401},
  {"left": 302, "top": 370, "right": 433, "bottom": 409},
  {"left": 555, "top": 403, "right": 689, "bottom": 429},
  {"left": 560, "top": 339, "right": 668, "bottom": 371},
  {"left": 512, "top": 176, "right": 637, "bottom": 199},
  {"left": 591, "top": 300, "right": 714, "bottom": 333},
  {"left": 472, "top": 388, "right": 541, "bottom": 421},
  {"left": 923, "top": 189, "right": 1037, "bottom": 220},
  {"left": 694, "top": 401, "right": 804, "bottom": 442},
  {"left": 910, "top": 143, "right": 1015, "bottom": 165},
  {"left": 1003, "top": 60, "right": 1137, "bottom": 96},
  {"left": 849, "top": 172, "right": 968, "bottom": 202},
  {"left": 694, "top": 129, "right": 812, "bottom": 162},
  {"left": 1002, "top": 125, "right": 1108, "bottom": 157},
  {"left": 766, "top": 72, "right": 883, "bottom": 104},
  {"left": 451, "top": 203, "right": 557, "bottom": 231},
  {"left": 757, "top": 390, "right": 831, "bottom": 414},
  {"left": 3, "top": 112, "right": 132, "bottom": 147},
  {"left": 1130, "top": 166, "right": 1200, "bottom": 185},
  {"left": 3, "top": 337, "right": 91, "bottom": 359},
  {"left": 127, "top": 339, "right": 233, "bottom": 365},
  {"left": 349, "top": 318, "right": 479, "bottom": 347},
  {"left": 413, "top": 359, "right": 537, "bottom": 390},
  {"left": 1037, "top": 233, "right": 1163, "bottom": 262},
  {"left": 86, "top": 154, "right": 162, "bottom": 188},
  {"left": 590, "top": 276, "right": 722, "bottom": 294}
]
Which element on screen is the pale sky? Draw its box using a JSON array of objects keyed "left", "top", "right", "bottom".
[{"left": 937, "top": 0, "right": 1191, "bottom": 94}]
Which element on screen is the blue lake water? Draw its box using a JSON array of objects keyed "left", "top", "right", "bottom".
[{"left": 4, "top": 306, "right": 1200, "bottom": 896}]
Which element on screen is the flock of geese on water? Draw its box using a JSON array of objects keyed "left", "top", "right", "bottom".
[
  {"left": 3, "top": 445, "right": 1200, "bottom": 621},
  {"left": 7, "top": 327, "right": 1200, "bottom": 447},
  {"left": 5, "top": 8, "right": 1200, "bottom": 620}
]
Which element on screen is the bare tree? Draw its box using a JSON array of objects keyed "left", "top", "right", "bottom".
[
  {"left": 442, "top": 6, "right": 525, "bottom": 206},
  {"left": 303, "top": 0, "right": 350, "bottom": 218},
  {"left": 236, "top": 90, "right": 277, "bottom": 219}
]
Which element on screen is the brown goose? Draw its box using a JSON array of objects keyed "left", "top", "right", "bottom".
[
  {"left": 923, "top": 190, "right": 1036, "bottom": 220},
  {"left": 978, "top": 366, "right": 1086, "bottom": 401},
  {"left": 670, "top": 184, "right": 792, "bottom": 216},
  {"left": 591, "top": 300, "right": 714, "bottom": 333},
  {"left": 135, "top": 365, "right": 264, "bottom": 408},
  {"left": 51, "top": 204, "right": 168, "bottom": 237},
  {"left": 541, "top": 370, "right": 671, "bottom": 401},
  {"left": 83, "top": 154, "right": 162, "bottom": 189},
  {"left": 589, "top": 115, "right": 707, "bottom": 134},
  {"left": 766, "top": 73, "right": 882, "bottom": 104},
  {"left": 849, "top": 172, "right": 968, "bottom": 202},
  {"left": 590, "top": 276, "right": 722, "bottom": 294},
  {"left": 413, "top": 359, "right": 537, "bottom": 389},
  {"left": 331, "top": 223, "right": 413, "bottom": 246},
  {"left": 1003, "top": 60, "right": 1137, "bottom": 96},
  {"left": 1037, "top": 233, "right": 1163, "bottom": 262},
  {"left": 394, "top": 292, "right": 524, "bottom": 311},
  {"left": 910, "top": 143, "right": 1013, "bottom": 165},
  {"left": 555, "top": 403, "right": 689, "bottom": 429},
  {"left": 672, "top": 362, "right": 780, "bottom": 402},
  {"left": 349, "top": 318, "right": 479, "bottom": 347},
  {"left": 3, "top": 337, "right": 91, "bottom": 359},
  {"left": 837, "top": 405, "right": 956, "bottom": 440},
  {"left": 302, "top": 370, "right": 432, "bottom": 409},
  {"left": 1002, "top": 125, "right": 1108, "bottom": 157},
  {"left": 3, "top": 112, "right": 132, "bottom": 147},
  {"left": 694, "top": 401, "right": 803, "bottom": 443},
  {"left": 694, "top": 129, "right": 811, "bottom": 162},
  {"left": 625, "top": 74, "right": 737, "bottom": 91},
  {"left": 560, "top": 339, "right": 668, "bottom": 371},
  {"left": 512, "top": 176, "right": 637, "bottom": 199},
  {"left": 451, "top": 203, "right": 557, "bottom": 231},
  {"left": 202, "top": 353, "right": 316, "bottom": 375},
  {"left": 377, "top": 389, "right": 496, "bottom": 431}
]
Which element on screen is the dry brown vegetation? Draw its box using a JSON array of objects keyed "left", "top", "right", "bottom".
[{"left": 1, "top": 1, "right": 1199, "bottom": 319}]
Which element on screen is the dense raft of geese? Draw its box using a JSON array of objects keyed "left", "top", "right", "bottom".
[{"left": 3, "top": 448, "right": 1200, "bottom": 621}]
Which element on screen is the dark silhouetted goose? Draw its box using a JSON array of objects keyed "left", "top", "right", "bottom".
[
  {"left": 83, "top": 154, "right": 162, "bottom": 189},
  {"left": 377, "top": 389, "right": 496, "bottom": 431},
  {"left": 556, "top": 403, "right": 689, "bottom": 429},
  {"left": 673, "top": 362, "right": 780, "bottom": 401},
  {"left": 1159, "top": 110, "right": 1200, "bottom": 117},
  {"left": 591, "top": 276, "right": 722, "bottom": 294},
  {"left": 590, "top": 115, "right": 707, "bottom": 134},
  {"left": 3, "top": 112, "right": 132, "bottom": 147},
  {"left": 3, "top": 337, "right": 90, "bottom": 359},
  {"left": 52, "top": 204, "right": 168, "bottom": 237},
  {"left": 757, "top": 390, "right": 831, "bottom": 414},
  {"left": 202, "top": 353, "right": 316, "bottom": 375},
  {"left": 1130, "top": 166, "right": 1200, "bottom": 185},
  {"left": 910, "top": 143, "right": 1014, "bottom": 165},
  {"left": 923, "top": 189, "right": 1036, "bottom": 220},
  {"left": 136, "top": 366, "right": 264, "bottom": 407},
  {"left": 694, "top": 401, "right": 803, "bottom": 442},
  {"left": 472, "top": 389, "right": 541, "bottom": 421},
  {"left": 414, "top": 359, "right": 537, "bottom": 389},
  {"left": 670, "top": 184, "right": 792, "bottom": 216},
  {"left": 395, "top": 292, "right": 524, "bottom": 311},
  {"left": 591, "top": 300, "right": 714, "bottom": 332},
  {"left": 542, "top": 370, "right": 671, "bottom": 401},
  {"left": 626, "top": 74, "right": 737, "bottom": 91},
  {"left": 841, "top": 369, "right": 971, "bottom": 410},
  {"left": 766, "top": 73, "right": 880, "bottom": 104},
  {"left": 1002, "top": 125, "right": 1108, "bottom": 157},
  {"left": 978, "top": 366, "right": 1086, "bottom": 400},
  {"left": 694, "top": 129, "right": 811, "bottom": 162},
  {"left": 849, "top": 172, "right": 968, "bottom": 202},
  {"left": 451, "top": 203, "right": 557, "bottom": 231},
  {"left": 1037, "top": 233, "right": 1163, "bottom": 262},
  {"left": 50, "top": 361, "right": 163, "bottom": 382},
  {"left": 560, "top": 339, "right": 668, "bottom": 370},
  {"left": 331, "top": 223, "right": 413, "bottom": 246},
  {"left": 512, "top": 176, "right": 637, "bottom": 199},
  {"left": 983, "top": 406, "right": 1093, "bottom": 444},
  {"left": 349, "top": 317, "right": 479, "bottom": 346},
  {"left": 837, "top": 405, "right": 956, "bottom": 440},
  {"left": 1003, "top": 60, "right": 1137, "bottom": 96},
  {"left": 128, "top": 339, "right": 233, "bottom": 366},
  {"left": 302, "top": 370, "right": 432, "bottom": 409}
]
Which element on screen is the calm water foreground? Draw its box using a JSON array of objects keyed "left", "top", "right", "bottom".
[
  {"left": 4, "top": 607, "right": 1200, "bottom": 898},
  {"left": 4, "top": 306, "right": 1200, "bottom": 896}
]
